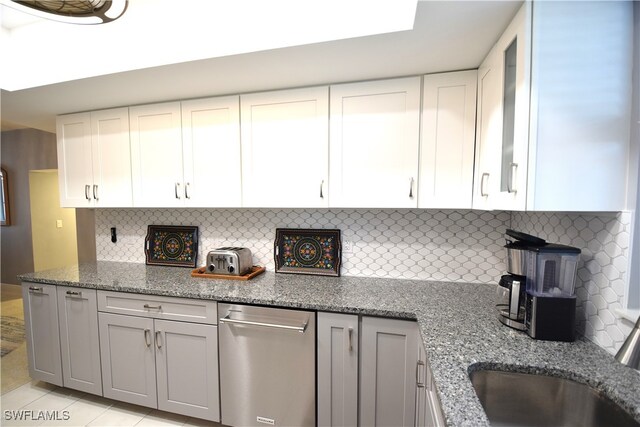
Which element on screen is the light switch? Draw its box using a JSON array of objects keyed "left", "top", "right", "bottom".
[{"left": 56, "top": 220, "right": 63, "bottom": 228}]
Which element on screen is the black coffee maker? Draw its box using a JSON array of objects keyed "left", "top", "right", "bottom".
[{"left": 497, "top": 230, "right": 581, "bottom": 342}]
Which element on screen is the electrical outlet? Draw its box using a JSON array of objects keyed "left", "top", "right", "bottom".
[
  {"left": 56, "top": 219, "right": 63, "bottom": 228},
  {"left": 343, "top": 240, "right": 353, "bottom": 254}
]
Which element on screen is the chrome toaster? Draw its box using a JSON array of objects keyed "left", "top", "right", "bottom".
[{"left": 206, "top": 247, "right": 252, "bottom": 276}]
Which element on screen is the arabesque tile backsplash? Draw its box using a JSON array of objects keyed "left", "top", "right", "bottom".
[{"left": 95, "top": 208, "right": 633, "bottom": 355}]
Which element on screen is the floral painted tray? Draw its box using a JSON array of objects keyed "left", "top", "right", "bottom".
[
  {"left": 274, "top": 228, "right": 341, "bottom": 277},
  {"left": 145, "top": 225, "right": 198, "bottom": 268}
]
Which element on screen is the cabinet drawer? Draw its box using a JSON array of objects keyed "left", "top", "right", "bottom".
[{"left": 97, "top": 291, "right": 217, "bottom": 325}]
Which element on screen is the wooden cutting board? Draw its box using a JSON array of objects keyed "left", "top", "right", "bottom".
[{"left": 190, "top": 265, "right": 266, "bottom": 281}]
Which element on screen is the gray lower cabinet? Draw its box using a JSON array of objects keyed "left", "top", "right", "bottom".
[
  {"left": 99, "top": 312, "right": 157, "bottom": 408},
  {"left": 97, "top": 292, "right": 220, "bottom": 422},
  {"left": 416, "top": 340, "right": 445, "bottom": 427},
  {"left": 57, "top": 286, "right": 103, "bottom": 395},
  {"left": 317, "top": 312, "right": 359, "bottom": 427},
  {"left": 22, "top": 282, "right": 63, "bottom": 386},
  {"left": 155, "top": 319, "right": 219, "bottom": 422},
  {"left": 360, "top": 316, "right": 419, "bottom": 427}
]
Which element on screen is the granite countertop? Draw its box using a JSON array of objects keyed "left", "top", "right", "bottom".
[{"left": 19, "top": 261, "right": 640, "bottom": 426}]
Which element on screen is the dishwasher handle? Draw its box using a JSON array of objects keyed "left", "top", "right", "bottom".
[{"left": 219, "top": 313, "right": 309, "bottom": 333}]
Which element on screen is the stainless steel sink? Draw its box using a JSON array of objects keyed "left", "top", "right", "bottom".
[{"left": 470, "top": 369, "right": 639, "bottom": 427}]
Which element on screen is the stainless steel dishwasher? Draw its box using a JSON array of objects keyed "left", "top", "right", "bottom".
[{"left": 218, "top": 303, "right": 316, "bottom": 427}]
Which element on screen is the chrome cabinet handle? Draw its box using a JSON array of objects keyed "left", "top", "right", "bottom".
[
  {"left": 65, "top": 290, "right": 83, "bottom": 298},
  {"left": 28, "top": 286, "right": 43, "bottom": 293},
  {"left": 409, "top": 177, "right": 414, "bottom": 198},
  {"left": 155, "top": 331, "right": 162, "bottom": 349},
  {"left": 184, "top": 182, "right": 190, "bottom": 199},
  {"left": 93, "top": 184, "right": 99, "bottom": 201},
  {"left": 480, "top": 173, "right": 490, "bottom": 197},
  {"left": 219, "top": 313, "right": 308, "bottom": 333},
  {"left": 143, "top": 304, "right": 162, "bottom": 310},
  {"left": 348, "top": 327, "right": 353, "bottom": 352},
  {"left": 144, "top": 329, "right": 151, "bottom": 347},
  {"left": 85, "top": 185, "right": 91, "bottom": 200},
  {"left": 507, "top": 163, "right": 518, "bottom": 193},
  {"left": 416, "top": 359, "right": 426, "bottom": 388},
  {"left": 175, "top": 182, "right": 181, "bottom": 199},
  {"left": 320, "top": 180, "right": 324, "bottom": 199}
]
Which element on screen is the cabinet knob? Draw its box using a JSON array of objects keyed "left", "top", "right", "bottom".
[
  {"left": 85, "top": 184, "right": 91, "bottom": 201},
  {"left": 184, "top": 182, "right": 191, "bottom": 199},
  {"left": 144, "top": 329, "right": 151, "bottom": 347},
  {"left": 93, "top": 184, "right": 99, "bottom": 201},
  {"left": 175, "top": 182, "right": 181, "bottom": 199}
]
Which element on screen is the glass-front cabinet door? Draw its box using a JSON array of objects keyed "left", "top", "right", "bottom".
[
  {"left": 492, "top": 3, "right": 531, "bottom": 210},
  {"left": 473, "top": 3, "right": 531, "bottom": 211}
]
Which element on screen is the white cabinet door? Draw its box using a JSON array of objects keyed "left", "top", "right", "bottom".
[
  {"left": 489, "top": 3, "right": 530, "bottom": 211},
  {"left": 473, "top": 3, "right": 531, "bottom": 211},
  {"left": 57, "top": 113, "right": 93, "bottom": 207},
  {"left": 130, "top": 102, "right": 184, "bottom": 207},
  {"left": 317, "top": 312, "right": 358, "bottom": 427},
  {"left": 330, "top": 77, "right": 420, "bottom": 208},
  {"left": 241, "top": 87, "right": 329, "bottom": 208},
  {"left": 473, "top": 4, "right": 531, "bottom": 210},
  {"left": 90, "top": 108, "right": 133, "bottom": 207},
  {"left": 472, "top": 49, "right": 501, "bottom": 211},
  {"left": 360, "top": 317, "right": 419, "bottom": 427},
  {"left": 182, "top": 96, "right": 241, "bottom": 207},
  {"left": 99, "top": 312, "right": 157, "bottom": 408},
  {"left": 155, "top": 320, "right": 220, "bottom": 422},
  {"left": 21, "top": 283, "right": 63, "bottom": 386},
  {"left": 419, "top": 71, "right": 477, "bottom": 209},
  {"left": 57, "top": 286, "right": 102, "bottom": 395}
]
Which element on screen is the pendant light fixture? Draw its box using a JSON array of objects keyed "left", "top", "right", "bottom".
[{"left": 0, "top": 0, "right": 127, "bottom": 24}]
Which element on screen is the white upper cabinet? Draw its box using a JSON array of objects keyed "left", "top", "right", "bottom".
[
  {"left": 473, "top": 4, "right": 530, "bottom": 211},
  {"left": 57, "top": 108, "right": 132, "bottom": 208},
  {"left": 130, "top": 102, "right": 184, "bottom": 207},
  {"left": 474, "top": 2, "right": 632, "bottom": 212},
  {"left": 419, "top": 71, "right": 477, "bottom": 209},
  {"left": 131, "top": 98, "right": 241, "bottom": 208},
  {"left": 329, "top": 77, "right": 421, "bottom": 208},
  {"left": 182, "top": 96, "right": 241, "bottom": 207},
  {"left": 57, "top": 113, "right": 93, "bottom": 207},
  {"left": 241, "top": 87, "right": 329, "bottom": 208},
  {"left": 526, "top": 1, "right": 632, "bottom": 211},
  {"left": 90, "top": 109, "right": 134, "bottom": 207},
  {"left": 473, "top": 51, "right": 501, "bottom": 211}
]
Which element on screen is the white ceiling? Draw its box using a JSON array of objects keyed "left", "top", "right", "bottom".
[{"left": 0, "top": 1, "right": 522, "bottom": 133}]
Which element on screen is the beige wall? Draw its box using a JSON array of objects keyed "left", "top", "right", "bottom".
[
  {"left": 0, "top": 128, "right": 96, "bottom": 284},
  {"left": 29, "top": 170, "right": 78, "bottom": 271}
]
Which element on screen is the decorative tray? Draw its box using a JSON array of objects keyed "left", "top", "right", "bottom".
[
  {"left": 191, "top": 266, "right": 266, "bottom": 281},
  {"left": 274, "top": 228, "right": 341, "bottom": 277},
  {"left": 145, "top": 225, "right": 198, "bottom": 268}
]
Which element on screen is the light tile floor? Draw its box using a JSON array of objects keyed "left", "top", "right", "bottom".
[{"left": 0, "top": 381, "right": 223, "bottom": 427}]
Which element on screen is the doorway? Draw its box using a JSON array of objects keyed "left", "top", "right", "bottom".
[{"left": 28, "top": 170, "right": 78, "bottom": 271}]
